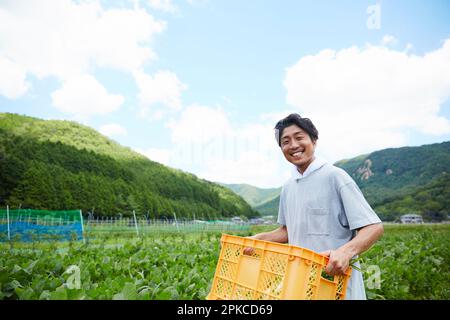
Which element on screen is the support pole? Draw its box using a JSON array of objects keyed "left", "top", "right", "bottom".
[
  {"left": 173, "top": 212, "right": 180, "bottom": 233},
  {"left": 6, "top": 205, "right": 11, "bottom": 241},
  {"left": 132, "top": 210, "right": 139, "bottom": 236},
  {"left": 79, "top": 210, "right": 85, "bottom": 243}
]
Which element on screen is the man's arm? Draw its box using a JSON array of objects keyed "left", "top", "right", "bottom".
[
  {"left": 243, "top": 226, "right": 288, "bottom": 255},
  {"left": 320, "top": 222, "right": 384, "bottom": 276},
  {"left": 249, "top": 225, "right": 288, "bottom": 243}
]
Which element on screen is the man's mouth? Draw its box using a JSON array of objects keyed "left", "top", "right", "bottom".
[{"left": 291, "top": 151, "right": 304, "bottom": 158}]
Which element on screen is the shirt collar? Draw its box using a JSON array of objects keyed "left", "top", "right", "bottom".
[{"left": 291, "top": 157, "right": 327, "bottom": 181}]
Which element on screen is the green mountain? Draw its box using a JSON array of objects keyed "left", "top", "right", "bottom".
[
  {"left": 245, "top": 142, "right": 449, "bottom": 222},
  {"left": 217, "top": 183, "right": 281, "bottom": 207},
  {"left": 336, "top": 142, "right": 449, "bottom": 221},
  {"left": 253, "top": 196, "right": 280, "bottom": 217},
  {"left": 0, "top": 113, "right": 259, "bottom": 219}
]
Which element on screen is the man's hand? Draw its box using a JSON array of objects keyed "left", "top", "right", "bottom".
[
  {"left": 243, "top": 246, "right": 255, "bottom": 256},
  {"left": 319, "top": 248, "right": 353, "bottom": 276},
  {"left": 243, "top": 236, "right": 257, "bottom": 256},
  {"left": 320, "top": 223, "right": 384, "bottom": 276}
]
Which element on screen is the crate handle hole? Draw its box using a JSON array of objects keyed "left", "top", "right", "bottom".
[{"left": 321, "top": 270, "right": 335, "bottom": 282}]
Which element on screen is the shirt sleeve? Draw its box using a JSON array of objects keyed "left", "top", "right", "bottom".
[
  {"left": 277, "top": 187, "right": 287, "bottom": 226},
  {"left": 339, "top": 182, "right": 382, "bottom": 230}
]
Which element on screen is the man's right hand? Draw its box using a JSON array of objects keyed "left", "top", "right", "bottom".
[
  {"left": 243, "top": 235, "right": 258, "bottom": 256},
  {"left": 243, "top": 246, "right": 255, "bottom": 256}
]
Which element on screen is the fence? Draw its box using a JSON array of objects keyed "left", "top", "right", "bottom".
[
  {"left": 0, "top": 208, "right": 254, "bottom": 242},
  {"left": 83, "top": 216, "right": 252, "bottom": 236}
]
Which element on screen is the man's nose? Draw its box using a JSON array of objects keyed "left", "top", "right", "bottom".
[{"left": 289, "top": 139, "right": 300, "bottom": 149}]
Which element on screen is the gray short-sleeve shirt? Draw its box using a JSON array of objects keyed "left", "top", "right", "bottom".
[{"left": 277, "top": 160, "right": 382, "bottom": 300}]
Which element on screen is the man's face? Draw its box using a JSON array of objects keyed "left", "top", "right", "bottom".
[{"left": 280, "top": 124, "right": 316, "bottom": 172}]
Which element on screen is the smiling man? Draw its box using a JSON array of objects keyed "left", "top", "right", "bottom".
[{"left": 246, "top": 113, "right": 384, "bottom": 300}]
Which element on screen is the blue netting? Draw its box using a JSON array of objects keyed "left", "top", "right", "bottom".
[
  {"left": 0, "top": 221, "right": 83, "bottom": 241},
  {"left": 0, "top": 209, "right": 83, "bottom": 242}
]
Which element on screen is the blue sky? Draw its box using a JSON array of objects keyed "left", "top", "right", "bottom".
[{"left": 1, "top": 0, "right": 449, "bottom": 187}]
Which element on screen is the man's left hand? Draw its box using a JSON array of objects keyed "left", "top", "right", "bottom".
[{"left": 319, "top": 249, "right": 352, "bottom": 276}]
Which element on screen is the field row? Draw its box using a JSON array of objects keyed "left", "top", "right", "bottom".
[{"left": 1, "top": 224, "right": 449, "bottom": 300}]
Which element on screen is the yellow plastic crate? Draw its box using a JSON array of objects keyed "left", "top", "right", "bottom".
[{"left": 207, "top": 234, "right": 352, "bottom": 300}]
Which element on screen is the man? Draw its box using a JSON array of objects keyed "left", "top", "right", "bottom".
[{"left": 246, "top": 113, "right": 384, "bottom": 300}]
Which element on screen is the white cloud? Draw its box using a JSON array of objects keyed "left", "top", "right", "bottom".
[
  {"left": 135, "top": 147, "right": 171, "bottom": 165},
  {"left": 0, "top": 0, "right": 167, "bottom": 112},
  {"left": 284, "top": 38, "right": 450, "bottom": 162},
  {"left": 148, "top": 0, "right": 177, "bottom": 13},
  {"left": 0, "top": 0, "right": 190, "bottom": 121},
  {"left": 134, "top": 70, "right": 187, "bottom": 115},
  {"left": 186, "top": 0, "right": 209, "bottom": 7},
  {"left": 51, "top": 74, "right": 124, "bottom": 118},
  {"left": 166, "top": 104, "right": 231, "bottom": 143},
  {"left": 404, "top": 43, "right": 414, "bottom": 54},
  {"left": 90, "top": 8, "right": 164, "bottom": 72},
  {"left": 381, "top": 35, "right": 398, "bottom": 46},
  {"left": 201, "top": 151, "right": 290, "bottom": 188},
  {"left": 162, "top": 105, "right": 291, "bottom": 187},
  {"left": 99, "top": 123, "right": 128, "bottom": 138},
  {"left": 0, "top": 0, "right": 165, "bottom": 80},
  {"left": 0, "top": 56, "right": 29, "bottom": 99}
]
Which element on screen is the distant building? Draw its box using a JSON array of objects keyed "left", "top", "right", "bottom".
[
  {"left": 262, "top": 215, "right": 276, "bottom": 225},
  {"left": 249, "top": 218, "right": 265, "bottom": 225},
  {"left": 400, "top": 214, "right": 423, "bottom": 224},
  {"left": 231, "top": 216, "right": 244, "bottom": 224}
]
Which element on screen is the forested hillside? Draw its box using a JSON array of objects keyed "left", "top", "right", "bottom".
[{"left": 0, "top": 113, "right": 258, "bottom": 219}]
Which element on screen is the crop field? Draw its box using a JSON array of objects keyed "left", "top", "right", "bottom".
[{"left": 0, "top": 224, "right": 449, "bottom": 300}]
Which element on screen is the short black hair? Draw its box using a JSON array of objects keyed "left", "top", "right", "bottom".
[{"left": 274, "top": 113, "right": 319, "bottom": 146}]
